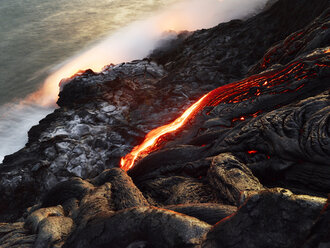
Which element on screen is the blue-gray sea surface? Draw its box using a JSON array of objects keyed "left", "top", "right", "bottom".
[{"left": 0, "top": 0, "right": 178, "bottom": 105}]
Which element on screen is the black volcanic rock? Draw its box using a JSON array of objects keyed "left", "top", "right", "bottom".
[
  {"left": 302, "top": 196, "right": 330, "bottom": 248},
  {"left": 0, "top": 0, "right": 329, "bottom": 247},
  {"left": 164, "top": 203, "right": 237, "bottom": 225},
  {"left": 91, "top": 168, "right": 150, "bottom": 210},
  {"left": 150, "top": 0, "right": 330, "bottom": 86},
  {"left": 249, "top": 7, "right": 330, "bottom": 75},
  {"left": 202, "top": 188, "right": 326, "bottom": 248},
  {"left": 207, "top": 153, "right": 264, "bottom": 206},
  {"left": 0, "top": 222, "right": 36, "bottom": 248},
  {"left": 41, "top": 177, "right": 94, "bottom": 208},
  {"left": 64, "top": 206, "right": 211, "bottom": 248}
]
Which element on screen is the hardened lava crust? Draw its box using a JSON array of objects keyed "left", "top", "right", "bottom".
[{"left": 0, "top": 0, "right": 329, "bottom": 247}]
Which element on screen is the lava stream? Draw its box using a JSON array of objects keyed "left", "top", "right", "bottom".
[
  {"left": 120, "top": 94, "right": 209, "bottom": 171},
  {"left": 120, "top": 52, "right": 328, "bottom": 171}
]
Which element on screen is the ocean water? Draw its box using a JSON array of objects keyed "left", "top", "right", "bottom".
[
  {"left": 0, "top": 0, "right": 180, "bottom": 161},
  {"left": 0, "top": 0, "right": 269, "bottom": 162},
  {"left": 0, "top": 0, "right": 180, "bottom": 105}
]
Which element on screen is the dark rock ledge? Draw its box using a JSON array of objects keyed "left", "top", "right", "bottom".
[{"left": 0, "top": 0, "right": 329, "bottom": 247}]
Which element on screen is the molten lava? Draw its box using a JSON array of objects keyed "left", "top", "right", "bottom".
[
  {"left": 120, "top": 94, "right": 209, "bottom": 171},
  {"left": 120, "top": 53, "right": 328, "bottom": 171}
]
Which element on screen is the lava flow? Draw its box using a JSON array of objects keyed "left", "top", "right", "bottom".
[
  {"left": 120, "top": 94, "right": 209, "bottom": 171},
  {"left": 120, "top": 52, "right": 329, "bottom": 171}
]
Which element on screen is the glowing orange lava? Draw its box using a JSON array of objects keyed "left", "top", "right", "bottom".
[
  {"left": 120, "top": 94, "right": 209, "bottom": 171},
  {"left": 120, "top": 56, "right": 324, "bottom": 171}
]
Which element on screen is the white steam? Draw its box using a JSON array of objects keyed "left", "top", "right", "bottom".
[{"left": 0, "top": 0, "right": 269, "bottom": 162}]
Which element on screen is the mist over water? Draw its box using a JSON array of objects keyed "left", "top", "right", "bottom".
[
  {"left": 0, "top": 0, "right": 179, "bottom": 105},
  {"left": 0, "top": 0, "right": 181, "bottom": 162},
  {"left": 0, "top": 0, "right": 269, "bottom": 162}
]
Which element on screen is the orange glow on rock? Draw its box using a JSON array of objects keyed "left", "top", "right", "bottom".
[
  {"left": 120, "top": 58, "right": 321, "bottom": 171},
  {"left": 120, "top": 94, "right": 209, "bottom": 171},
  {"left": 26, "top": 49, "right": 110, "bottom": 107}
]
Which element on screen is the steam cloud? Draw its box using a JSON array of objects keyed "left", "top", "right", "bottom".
[{"left": 0, "top": 0, "right": 270, "bottom": 162}]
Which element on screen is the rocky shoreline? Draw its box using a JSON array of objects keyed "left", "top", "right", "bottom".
[{"left": 0, "top": 0, "right": 329, "bottom": 247}]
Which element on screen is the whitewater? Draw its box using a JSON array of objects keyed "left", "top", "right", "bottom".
[{"left": 0, "top": 0, "right": 269, "bottom": 162}]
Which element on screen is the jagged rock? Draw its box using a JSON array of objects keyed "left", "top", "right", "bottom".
[
  {"left": 202, "top": 188, "right": 326, "bottom": 248},
  {"left": 64, "top": 206, "right": 211, "bottom": 248}
]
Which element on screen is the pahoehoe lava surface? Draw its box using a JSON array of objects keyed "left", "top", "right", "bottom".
[{"left": 0, "top": 0, "right": 329, "bottom": 247}]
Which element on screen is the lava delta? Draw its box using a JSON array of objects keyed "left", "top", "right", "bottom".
[{"left": 0, "top": 0, "right": 329, "bottom": 247}]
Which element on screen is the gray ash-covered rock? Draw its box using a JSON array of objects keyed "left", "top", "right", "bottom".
[
  {"left": 0, "top": 0, "right": 329, "bottom": 247},
  {"left": 0, "top": 60, "right": 171, "bottom": 221}
]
